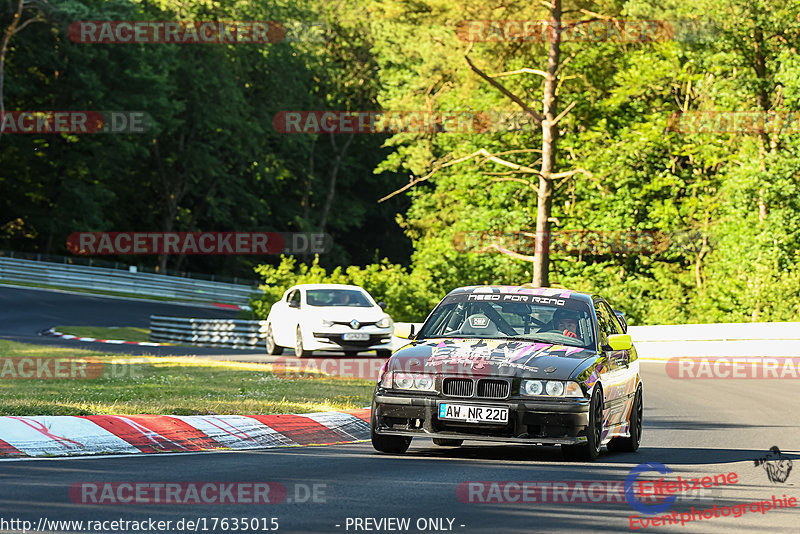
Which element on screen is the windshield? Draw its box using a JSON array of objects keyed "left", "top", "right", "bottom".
[
  {"left": 306, "top": 289, "right": 373, "bottom": 307},
  {"left": 418, "top": 293, "right": 596, "bottom": 349}
]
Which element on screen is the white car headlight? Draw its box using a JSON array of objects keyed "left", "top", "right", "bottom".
[
  {"left": 390, "top": 373, "right": 436, "bottom": 392},
  {"left": 321, "top": 319, "right": 334, "bottom": 327},
  {"left": 545, "top": 380, "right": 565, "bottom": 396},
  {"left": 413, "top": 375, "right": 435, "bottom": 391},
  {"left": 521, "top": 380, "right": 582, "bottom": 397},
  {"left": 376, "top": 316, "right": 392, "bottom": 328},
  {"left": 521, "top": 380, "right": 544, "bottom": 396},
  {"left": 394, "top": 374, "right": 414, "bottom": 390}
]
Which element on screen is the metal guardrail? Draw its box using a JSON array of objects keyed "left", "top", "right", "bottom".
[
  {"left": 149, "top": 314, "right": 800, "bottom": 357},
  {"left": 0, "top": 256, "right": 261, "bottom": 305},
  {"left": 150, "top": 315, "right": 267, "bottom": 349},
  {"left": 628, "top": 323, "right": 800, "bottom": 358},
  {"left": 0, "top": 249, "right": 254, "bottom": 285}
]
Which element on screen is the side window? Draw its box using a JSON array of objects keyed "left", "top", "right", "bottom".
[
  {"left": 289, "top": 290, "right": 301, "bottom": 306},
  {"left": 601, "top": 302, "right": 623, "bottom": 335},
  {"left": 595, "top": 301, "right": 621, "bottom": 345}
]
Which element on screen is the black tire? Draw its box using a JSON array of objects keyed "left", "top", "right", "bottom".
[
  {"left": 432, "top": 438, "right": 463, "bottom": 447},
  {"left": 376, "top": 349, "right": 392, "bottom": 358},
  {"left": 344, "top": 350, "right": 360, "bottom": 356},
  {"left": 562, "top": 386, "right": 603, "bottom": 461},
  {"left": 265, "top": 325, "right": 283, "bottom": 355},
  {"left": 370, "top": 402, "right": 411, "bottom": 454},
  {"left": 607, "top": 385, "right": 642, "bottom": 453},
  {"left": 295, "top": 326, "right": 313, "bottom": 358}
]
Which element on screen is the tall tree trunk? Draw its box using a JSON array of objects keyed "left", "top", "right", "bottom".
[
  {"left": 533, "top": 0, "right": 563, "bottom": 287},
  {"left": 303, "top": 138, "right": 315, "bottom": 223},
  {"left": 153, "top": 138, "right": 184, "bottom": 273},
  {"left": 753, "top": 24, "right": 770, "bottom": 222},
  {"left": 0, "top": 0, "right": 27, "bottom": 144},
  {"left": 318, "top": 131, "right": 354, "bottom": 233}
]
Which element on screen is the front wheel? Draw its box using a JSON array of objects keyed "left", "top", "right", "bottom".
[
  {"left": 265, "top": 325, "right": 283, "bottom": 355},
  {"left": 370, "top": 402, "right": 411, "bottom": 454},
  {"left": 295, "top": 327, "right": 313, "bottom": 358},
  {"left": 376, "top": 349, "right": 392, "bottom": 358},
  {"left": 607, "top": 385, "right": 642, "bottom": 453},
  {"left": 562, "top": 386, "right": 603, "bottom": 461}
]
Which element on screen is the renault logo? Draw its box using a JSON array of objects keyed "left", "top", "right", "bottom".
[{"left": 349, "top": 319, "right": 361, "bottom": 330}]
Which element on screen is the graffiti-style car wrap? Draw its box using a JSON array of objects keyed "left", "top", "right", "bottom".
[{"left": 371, "top": 286, "right": 642, "bottom": 460}]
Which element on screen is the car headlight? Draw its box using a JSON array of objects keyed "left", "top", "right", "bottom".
[
  {"left": 521, "top": 380, "right": 544, "bottom": 396},
  {"left": 564, "top": 381, "right": 584, "bottom": 397},
  {"left": 413, "top": 375, "right": 434, "bottom": 391},
  {"left": 395, "top": 374, "right": 414, "bottom": 389},
  {"left": 321, "top": 319, "right": 334, "bottom": 327},
  {"left": 376, "top": 316, "right": 392, "bottom": 328},
  {"left": 390, "top": 373, "right": 436, "bottom": 392},
  {"left": 379, "top": 363, "right": 392, "bottom": 388},
  {"left": 546, "top": 381, "right": 564, "bottom": 396},
  {"left": 520, "top": 380, "right": 584, "bottom": 397}
]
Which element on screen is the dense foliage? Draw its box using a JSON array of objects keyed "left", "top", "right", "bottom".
[{"left": 3, "top": 1, "right": 799, "bottom": 324}]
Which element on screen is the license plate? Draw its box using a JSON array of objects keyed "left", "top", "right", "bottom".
[
  {"left": 438, "top": 403, "right": 509, "bottom": 424},
  {"left": 343, "top": 332, "right": 369, "bottom": 341}
]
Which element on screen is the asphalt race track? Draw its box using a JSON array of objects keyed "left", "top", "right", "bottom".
[
  {"left": 0, "top": 285, "right": 264, "bottom": 357},
  {"left": 0, "top": 286, "right": 388, "bottom": 374},
  {"left": 1, "top": 286, "right": 798, "bottom": 532},
  {"left": 1, "top": 361, "right": 798, "bottom": 533}
]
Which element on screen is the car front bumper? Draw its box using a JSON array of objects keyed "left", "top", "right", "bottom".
[
  {"left": 372, "top": 390, "right": 591, "bottom": 445},
  {"left": 308, "top": 328, "right": 392, "bottom": 352}
]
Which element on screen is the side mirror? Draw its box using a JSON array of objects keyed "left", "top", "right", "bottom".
[
  {"left": 613, "top": 310, "right": 628, "bottom": 333},
  {"left": 288, "top": 300, "right": 300, "bottom": 309},
  {"left": 393, "top": 323, "right": 416, "bottom": 340},
  {"left": 378, "top": 301, "right": 387, "bottom": 310},
  {"left": 606, "top": 333, "right": 632, "bottom": 351}
]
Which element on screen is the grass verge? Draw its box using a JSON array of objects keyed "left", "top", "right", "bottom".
[
  {"left": 0, "top": 340, "right": 373, "bottom": 416},
  {"left": 55, "top": 326, "right": 151, "bottom": 343}
]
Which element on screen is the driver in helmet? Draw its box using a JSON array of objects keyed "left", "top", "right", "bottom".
[{"left": 552, "top": 309, "right": 579, "bottom": 339}]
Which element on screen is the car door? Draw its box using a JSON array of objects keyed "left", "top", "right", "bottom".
[
  {"left": 594, "top": 299, "right": 636, "bottom": 432},
  {"left": 274, "top": 289, "right": 301, "bottom": 346}
]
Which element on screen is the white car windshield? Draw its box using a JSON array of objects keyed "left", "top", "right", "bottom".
[{"left": 306, "top": 289, "right": 372, "bottom": 307}]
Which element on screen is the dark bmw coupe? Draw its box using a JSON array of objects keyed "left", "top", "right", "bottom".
[{"left": 370, "top": 286, "right": 642, "bottom": 460}]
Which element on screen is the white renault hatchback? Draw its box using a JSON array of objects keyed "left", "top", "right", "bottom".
[{"left": 265, "top": 284, "right": 393, "bottom": 357}]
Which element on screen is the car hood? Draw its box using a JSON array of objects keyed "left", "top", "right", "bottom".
[
  {"left": 305, "top": 306, "right": 384, "bottom": 322},
  {"left": 387, "top": 338, "right": 598, "bottom": 380}
]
